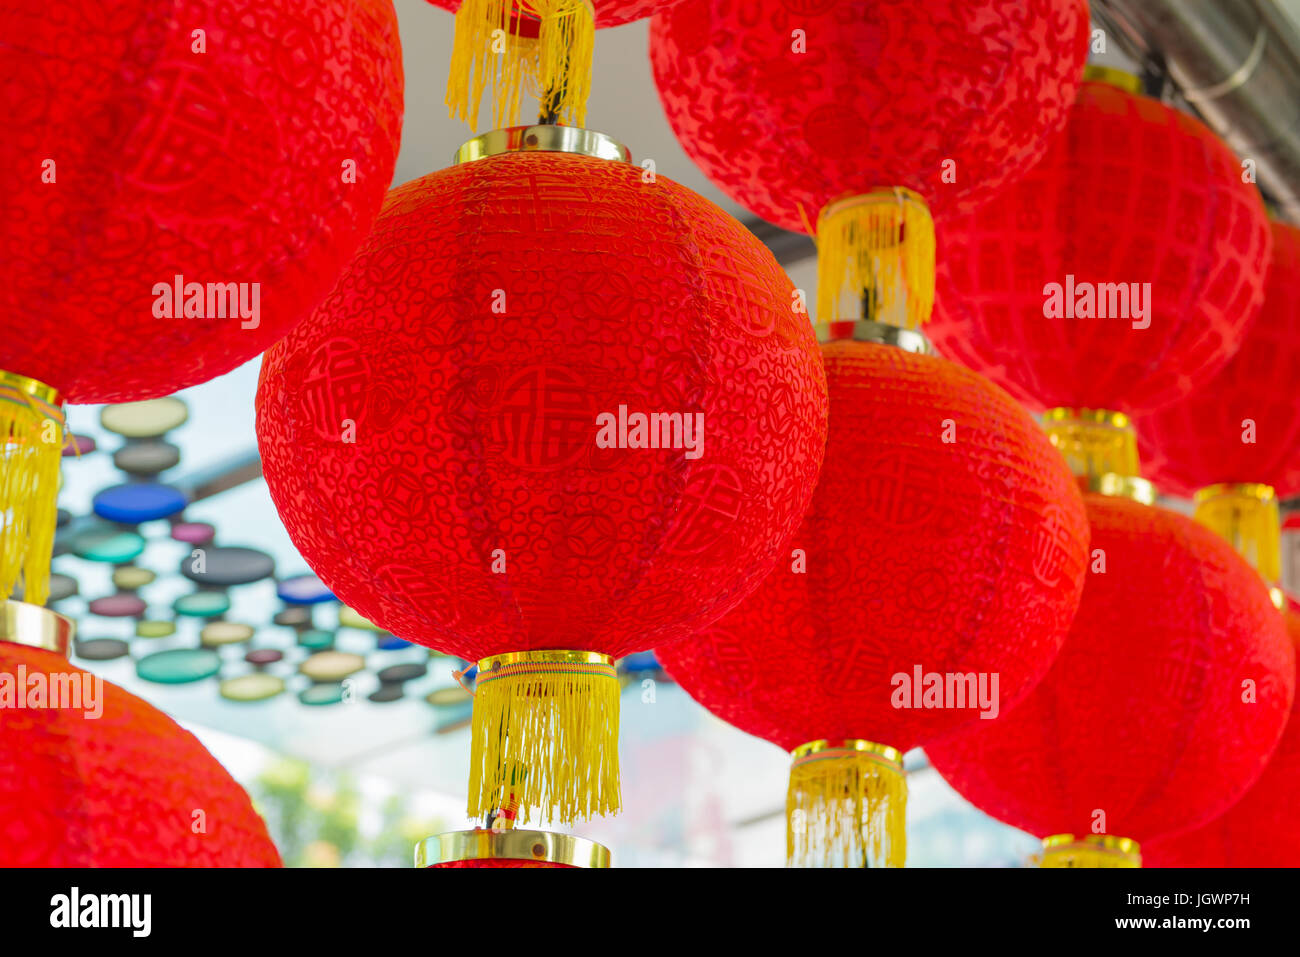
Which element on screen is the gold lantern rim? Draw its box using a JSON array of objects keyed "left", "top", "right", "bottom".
[
  {"left": 1084, "top": 472, "right": 1157, "bottom": 505},
  {"left": 790, "top": 737, "right": 904, "bottom": 768},
  {"left": 414, "top": 828, "right": 611, "bottom": 868},
  {"left": 477, "top": 648, "right": 614, "bottom": 670},
  {"left": 0, "top": 600, "right": 75, "bottom": 657},
  {"left": 455, "top": 125, "right": 630, "bottom": 165},
  {"left": 0, "top": 370, "right": 62, "bottom": 410},
  {"left": 1042, "top": 833, "right": 1142, "bottom": 858},
  {"left": 816, "top": 319, "right": 932, "bottom": 354},
  {"left": 1041, "top": 407, "right": 1132, "bottom": 431}
]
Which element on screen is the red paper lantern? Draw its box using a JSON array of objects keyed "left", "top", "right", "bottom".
[
  {"left": 926, "top": 493, "right": 1296, "bottom": 866},
  {"left": 0, "top": 0, "right": 405, "bottom": 404},
  {"left": 0, "top": 0, "right": 404, "bottom": 605},
  {"left": 0, "top": 636, "right": 280, "bottom": 867},
  {"left": 1143, "top": 607, "right": 1300, "bottom": 868},
  {"left": 1136, "top": 221, "right": 1300, "bottom": 499},
  {"left": 257, "top": 134, "right": 828, "bottom": 824},
  {"left": 650, "top": 0, "right": 1089, "bottom": 231},
  {"left": 657, "top": 333, "right": 1090, "bottom": 866},
  {"left": 650, "top": 0, "right": 1088, "bottom": 334},
  {"left": 929, "top": 80, "right": 1273, "bottom": 415},
  {"left": 427, "top": 0, "right": 678, "bottom": 27}
]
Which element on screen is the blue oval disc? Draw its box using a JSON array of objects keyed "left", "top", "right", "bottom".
[
  {"left": 276, "top": 573, "right": 335, "bottom": 605},
  {"left": 93, "top": 483, "right": 187, "bottom": 523}
]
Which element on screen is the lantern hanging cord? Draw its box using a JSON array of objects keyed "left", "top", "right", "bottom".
[
  {"left": 452, "top": 664, "right": 478, "bottom": 696},
  {"left": 538, "top": 47, "right": 568, "bottom": 124}
]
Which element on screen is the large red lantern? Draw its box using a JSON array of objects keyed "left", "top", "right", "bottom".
[
  {"left": 0, "top": 0, "right": 404, "bottom": 605},
  {"left": 926, "top": 493, "right": 1296, "bottom": 867},
  {"left": 433, "top": 0, "right": 685, "bottom": 130},
  {"left": 929, "top": 79, "right": 1273, "bottom": 416},
  {"left": 651, "top": 0, "right": 1089, "bottom": 327},
  {"left": 1144, "top": 607, "right": 1300, "bottom": 868},
  {"left": 0, "top": 605, "right": 281, "bottom": 867},
  {"left": 0, "top": 0, "right": 403, "bottom": 403},
  {"left": 657, "top": 331, "right": 1090, "bottom": 867},
  {"left": 256, "top": 129, "right": 828, "bottom": 825},
  {"left": 1136, "top": 222, "right": 1300, "bottom": 498},
  {"left": 1132, "top": 222, "right": 1300, "bottom": 599}
]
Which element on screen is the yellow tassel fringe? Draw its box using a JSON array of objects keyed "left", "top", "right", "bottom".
[
  {"left": 0, "top": 372, "right": 64, "bottom": 607},
  {"left": 1194, "top": 483, "right": 1281, "bottom": 587},
  {"left": 1037, "top": 834, "right": 1142, "bottom": 868},
  {"left": 467, "top": 650, "right": 620, "bottom": 825},
  {"left": 815, "top": 188, "right": 935, "bottom": 329},
  {"left": 786, "top": 740, "right": 907, "bottom": 868},
  {"left": 1041, "top": 408, "right": 1141, "bottom": 480},
  {"left": 446, "top": 0, "right": 595, "bottom": 131}
]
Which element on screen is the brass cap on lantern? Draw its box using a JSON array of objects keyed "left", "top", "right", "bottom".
[
  {"left": 816, "top": 319, "right": 933, "bottom": 354},
  {"left": 0, "top": 600, "right": 75, "bottom": 658},
  {"left": 1085, "top": 472, "right": 1157, "bottom": 505},
  {"left": 454, "top": 125, "right": 631, "bottom": 165},
  {"left": 0, "top": 369, "right": 62, "bottom": 409},
  {"left": 414, "top": 828, "right": 610, "bottom": 868},
  {"left": 1040, "top": 833, "right": 1142, "bottom": 868},
  {"left": 790, "top": 737, "right": 904, "bottom": 768}
]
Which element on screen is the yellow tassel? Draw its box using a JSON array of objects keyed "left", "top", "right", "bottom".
[
  {"left": 0, "top": 371, "right": 64, "bottom": 607},
  {"left": 1194, "top": 483, "right": 1281, "bottom": 588},
  {"left": 786, "top": 739, "right": 906, "bottom": 868},
  {"left": 1041, "top": 408, "right": 1141, "bottom": 480},
  {"left": 1039, "top": 409, "right": 1160, "bottom": 503},
  {"left": 446, "top": 0, "right": 595, "bottom": 131},
  {"left": 1037, "top": 834, "right": 1142, "bottom": 868},
  {"left": 815, "top": 188, "right": 935, "bottom": 329},
  {"left": 467, "top": 649, "right": 620, "bottom": 824}
]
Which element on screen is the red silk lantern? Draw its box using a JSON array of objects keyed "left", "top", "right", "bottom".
[
  {"left": 1136, "top": 221, "right": 1300, "bottom": 499},
  {"left": 656, "top": 333, "right": 1090, "bottom": 866},
  {"left": 0, "top": 0, "right": 404, "bottom": 604},
  {"left": 257, "top": 131, "right": 828, "bottom": 824},
  {"left": 926, "top": 493, "right": 1296, "bottom": 867},
  {"left": 0, "top": 614, "right": 280, "bottom": 867},
  {"left": 650, "top": 0, "right": 1088, "bottom": 229},
  {"left": 1132, "top": 223, "right": 1300, "bottom": 599},
  {"left": 929, "top": 80, "right": 1273, "bottom": 416},
  {"left": 650, "top": 0, "right": 1088, "bottom": 336},
  {"left": 0, "top": 0, "right": 404, "bottom": 404},
  {"left": 1144, "top": 606, "right": 1300, "bottom": 867}
]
